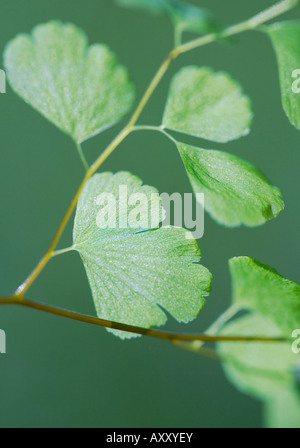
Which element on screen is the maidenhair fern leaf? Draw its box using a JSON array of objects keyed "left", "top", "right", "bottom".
[
  {"left": 73, "top": 172, "right": 212, "bottom": 339},
  {"left": 229, "top": 257, "right": 300, "bottom": 337},
  {"left": 163, "top": 67, "right": 253, "bottom": 143},
  {"left": 177, "top": 142, "right": 284, "bottom": 227},
  {"left": 4, "top": 21, "right": 135, "bottom": 144},
  {"left": 265, "top": 21, "right": 300, "bottom": 130}
]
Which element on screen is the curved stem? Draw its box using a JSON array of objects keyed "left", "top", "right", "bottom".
[
  {"left": 174, "top": 24, "right": 184, "bottom": 48},
  {"left": 90, "top": 127, "right": 132, "bottom": 175},
  {"left": 15, "top": 171, "right": 91, "bottom": 296},
  {"left": 0, "top": 297, "right": 288, "bottom": 344},
  {"left": 52, "top": 247, "right": 74, "bottom": 257},
  {"left": 0, "top": 297, "right": 21, "bottom": 305},
  {"left": 205, "top": 304, "right": 241, "bottom": 336},
  {"left": 169, "top": 305, "right": 242, "bottom": 355},
  {"left": 14, "top": 54, "right": 175, "bottom": 296},
  {"left": 126, "top": 50, "right": 179, "bottom": 130},
  {"left": 75, "top": 142, "right": 89, "bottom": 172},
  {"left": 133, "top": 125, "right": 178, "bottom": 145},
  {"left": 14, "top": 0, "right": 299, "bottom": 296},
  {"left": 172, "top": 341, "right": 221, "bottom": 361},
  {"left": 176, "top": 0, "right": 299, "bottom": 55}
]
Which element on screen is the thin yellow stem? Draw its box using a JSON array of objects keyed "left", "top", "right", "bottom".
[
  {"left": 90, "top": 127, "right": 132, "bottom": 175},
  {"left": 14, "top": 53, "right": 176, "bottom": 297},
  {"left": 14, "top": 0, "right": 299, "bottom": 297},
  {"left": 0, "top": 297, "right": 21, "bottom": 305},
  {"left": 126, "top": 49, "right": 179, "bottom": 129},
  {"left": 0, "top": 296, "right": 288, "bottom": 344},
  {"left": 15, "top": 171, "right": 90, "bottom": 296},
  {"left": 168, "top": 305, "right": 242, "bottom": 355},
  {"left": 15, "top": 127, "right": 134, "bottom": 296},
  {"left": 176, "top": 0, "right": 299, "bottom": 55}
]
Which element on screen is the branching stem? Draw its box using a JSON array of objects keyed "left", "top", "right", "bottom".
[
  {"left": 7, "top": 0, "right": 299, "bottom": 350},
  {"left": 75, "top": 142, "right": 90, "bottom": 172},
  {"left": 0, "top": 296, "right": 288, "bottom": 344},
  {"left": 15, "top": 0, "right": 296, "bottom": 297},
  {"left": 176, "top": 0, "right": 298, "bottom": 54}
]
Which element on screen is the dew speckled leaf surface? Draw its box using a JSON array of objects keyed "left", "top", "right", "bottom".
[
  {"left": 73, "top": 172, "right": 212, "bottom": 339},
  {"left": 266, "top": 21, "right": 300, "bottom": 130},
  {"left": 229, "top": 257, "right": 300, "bottom": 337},
  {"left": 218, "top": 313, "right": 298, "bottom": 400},
  {"left": 177, "top": 142, "right": 284, "bottom": 227},
  {"left": 4, "top": 21, "right": 135, "bottom": 143},
  {"left": 163, "top": 67, "right": 253, "bottom": 143}
]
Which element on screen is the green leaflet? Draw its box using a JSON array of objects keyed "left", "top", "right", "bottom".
[
  {"left": 218, "top": 314, "right": 298, "bottom": 401},
  {"left": 265, "top": 389, "right": 300, "bottom": 429},
  {"left": 229, "top": 257, "right": 300, "bottom": 337},
  {"left": 163, "top": 67, "right": 253, "bottom": 143},
  {"left": 116, "top": 0, "right": 219, "bottom": 35},
  {"left": 215, "top": 258, "right": 300, "bottom": 427},
  {"left": 73, "top": 172, "right": 212, "bottom": 339},
  {"left": 265, "top": 21, "right": 300, "bottom": 130},
  {"left": 4, "top": 21, "right": 135, "bottom": 144},
  {"left": 177, "top": 142, "right": 284, "bottom": 227}
]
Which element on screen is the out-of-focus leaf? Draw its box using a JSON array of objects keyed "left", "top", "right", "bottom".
[
  {"left": 229, "top": 257, "right": 300, "bottom": 337},
  {"left": 116, "top": 0, "right": 219, "bottom": 35},
  {"left": 265, "top": 389, "right": 300, "bottom": 428},
  {"left": 266, "top": 21, "right": 300, "bottom": 130},
  {"left": 218, "top": 313, "right": 298, "bottom": 400}
]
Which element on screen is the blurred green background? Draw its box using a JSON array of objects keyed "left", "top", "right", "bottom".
[{"left": 0, "top": 0, "right": 299, "bottom": 428}]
